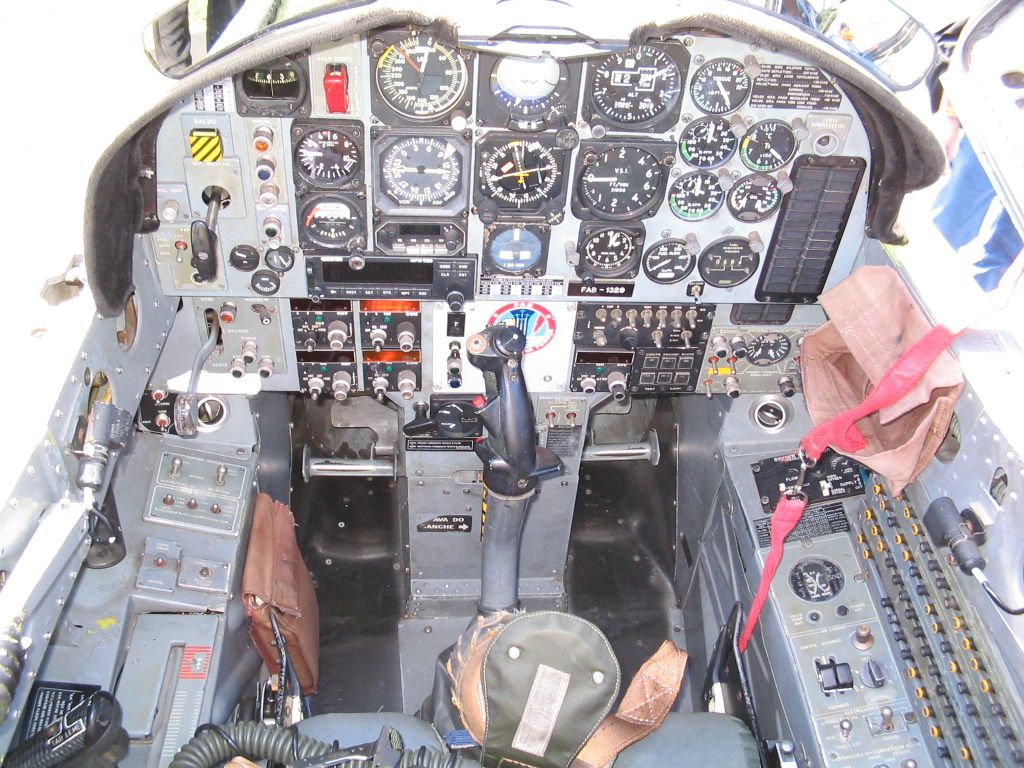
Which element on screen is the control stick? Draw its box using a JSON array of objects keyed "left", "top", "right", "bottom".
[{"left": 466, "top": 324, "right": 563, "bottom": 612}]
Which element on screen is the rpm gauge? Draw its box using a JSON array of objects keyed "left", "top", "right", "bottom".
[
  {"left": 299, "top": 195, "right": 364, "bottom": 250},
  {"left": 379, "top": 135, "right": 463, "bottom": 208},
  {"left": 740, "top": 120, "right": 798, "bottom": 172},
  {"left": 668, "top": 170, "right": 724, "bottom": 221},
  {"left": 579, "top": 227, "right": 642, "bottom": 277},
  {"left": 679, "top": 116, "right": 737, "bottom": 169},
  {"left": 727, "top": 173, "right": 783, "bottom": 222},
  {"left": 689, "top": 58, "right": 751, "bottom": 115},
  {"left": 577, "top": 145, "right": 666, "bottom": 219},
  {"left": 374, "top": 34, "right": 468, "bottom": 120},
  {"left": 478, "top": 139, "right": 563, "bottom": 210},
  {"left": 295, "top": 127, "right": 361, "bottom": 187},
  {"left": 748, "top": 332, "right": 792, "bottom": 366},
  {"left": 697, "top": 237, "right": 760, "bottom": 287},
  {"left": 642, "top": 239, "right": 694, "bottom": 284},
  {"left": 490, "top": 55, "right": 571, "bottom": 121},
  {"left": 590, "top": 44, "right": 682, "bottom": 125}
]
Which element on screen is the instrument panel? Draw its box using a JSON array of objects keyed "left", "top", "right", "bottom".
[{"left": 149, "top": 26, "right": 870, "bottom": 400}]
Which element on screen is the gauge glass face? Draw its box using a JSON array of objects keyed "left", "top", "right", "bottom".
[
  {"left": 727, "top": 173, "right": 783, "bottom": 222},
  {"left": 375, "top": 34, "right": 468, "bottom": 119},
  {"left": 295, "top": 128, "right": 361, "bottom": 185},
  {"left": 491, "top": 56, "right": 569, "bottom": 118},
  {"left": 580, "top": 228, "right": 639, "bottom": 276},
  {"left": 578, "top": 146, "right": 664, "bottom": 217},
  {"left": 789, "top": 557, "right": 845, "bottom": 602},
  {"left": 740, "top": 119, "right": 797, "bottom": 172},
  {"left": 668, "top": 170, "right": 724, "bottom": 221},
  {"left": 379, "top": 136, "right": 463, "bottom": 207},
  {"left": 748, "top": 332, "right": 793, "bottom": 366},
  {"left": 250, "top": 269, "right": 281, "bottom": 296},
  {"left": 697, "top": 237, "right": 760, "bottom": 287},
  {"left": 487, "top": 227, "right": 544, "bottom": 274},
  {"left": 679, "top": 116, "right": 737, "bottom": 169},
  {"left": 642, "top": 239, "right": 694, "bottom": 284},
  {"left": 242, "top": 66, "right": 301, "bottom": 100},
  {"left": 264, "top": 246, "right": 295, "bottom": 274},
  {"left": 300, "top": 197, "right": 362, "bottom": 249},
  {"left": 590, "top": 44, "right": 682, "bottom": 124},
  {"left": 479, "top": 140, "right": 561, "bottom": 209},
  {"left": 689, "top": 58, "right": 751, "bottom": 115},
  {"left": 228, "top": 245, "right": 260, "bottom": 272}
]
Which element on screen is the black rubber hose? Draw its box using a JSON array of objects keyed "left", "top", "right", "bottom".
[{"left": 167, "top": 721, "right": 333, "bottom": 768}]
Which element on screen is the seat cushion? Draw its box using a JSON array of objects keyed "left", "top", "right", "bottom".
[
  {"left": 296, "top": 712, "right": 444, "bottom": 752},
  {"left": 615, "top": 712, "right": 759, "bottom": 768}
]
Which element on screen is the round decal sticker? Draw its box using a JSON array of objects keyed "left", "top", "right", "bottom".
[{"left": 486, "top": 302, "right": 557, "bottom": 354}]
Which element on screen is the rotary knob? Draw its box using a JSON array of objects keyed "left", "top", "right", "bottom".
[{"left": 326, "top": 320, "right": 349, "bottom": 350}]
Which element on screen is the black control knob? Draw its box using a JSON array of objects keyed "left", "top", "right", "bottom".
[
  {"left": 446, "top": 288, "right": 467, "bottom": 312},
  {"left": 861, "top": 657, "right": 887, "bottom": 688},
  {"left": 778, "top": 376, "right": 796, "bottom": 398},
  {"left": 618, "top": 326, "right": 639, "bottom": 351},
  {"left": 607, "top": 371, "right": 628, "bottom": 402},
  {"left": 730, "top": 336, "right": 748, "bottom": 358}
]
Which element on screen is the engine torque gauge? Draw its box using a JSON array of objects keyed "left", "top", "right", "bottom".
[
  {"left": 642, "top": 239, "right": 695, "bottom": 284},
  {"left": 478, "top": 139, "right": 562, "bottom": 210},
  {"left": 697, "top": 237, "right": 760, "bottom": 287},
  {"left": 295, "top": 127, "right": 361, "bottom": 187},
  {"left": 689, "top": 58, "right": 751, "bottom": 115},
  {"left": 740, "top": 119, "right": 798, "bottom": 172},
  {"left": 374, "top": 34, "right": 468, "bottom": 120},
  {"left": 577, "top": 145, "right": 666, "bottom": 219},
  {"left": 579, "top": 227, "right": 642, "bottom": 277},
  {"left": 590, "top": 44, "right": 682, "bottom": 125},
  {"left": 668, "top": 170, "right": 724, "bottom": 221},
  {"left": 299, "top": 195, "right": 364, "bottom": 250},
  {"left": 378, "top": 135, "right": 463, "bottom": 208},
  {"left": 679, "top": 116, "right": 737, "bottom": 169},
  {"left": 727, "top": 173, "right": 783, "bottom": 222},
  {"left": 748, "top": 332, "right": 792, "bottom": 365}
]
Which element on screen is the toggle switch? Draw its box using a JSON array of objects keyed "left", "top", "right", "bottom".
[{"left": 323, "top": 63, "right": 350, "bottom": 113}]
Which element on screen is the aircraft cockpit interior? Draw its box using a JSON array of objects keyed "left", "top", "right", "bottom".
[{"left": 2, "top": 1, "right": 1023, "bottom": 767}]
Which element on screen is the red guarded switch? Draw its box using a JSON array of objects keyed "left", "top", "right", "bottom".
[{"left": 323, "top": 63, "right": 350, "bottom": 113}]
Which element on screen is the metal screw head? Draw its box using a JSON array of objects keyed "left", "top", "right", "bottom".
[
  {"left": 592, "top": 671, "right": 605, "bottom": 684},
  {"left": 508, "top": 646, "right": 521, "bottom": 659}
]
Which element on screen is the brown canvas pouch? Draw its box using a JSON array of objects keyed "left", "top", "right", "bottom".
[
  {"left": 241, "top": 493, "right": 320, "bottom": 694},
  {"left": 800, "top": 266, "right": 964, "bottom": 494}
]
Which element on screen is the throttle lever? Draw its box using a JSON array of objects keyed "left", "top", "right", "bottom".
[{"left": 191, "top": 187, "right": 226, "bottom": 283}]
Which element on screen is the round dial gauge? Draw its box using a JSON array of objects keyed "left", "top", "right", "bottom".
[
  {"left": 789, "top": 557, "right": 845, "bottom": 603},
  {"left": 689, "top": 58, "right": 751, "bottom": 115},
  {"left": 487, "top": 227, "right": 544, "bottom": 274},
  {"left": 299, "top": 196, "right": 363, "bottom": 249},
  {"left": 479, "top": 139, "right": 561, "bottom": 209},
  {"left": 242, "top": 65, "right": 301, "bottom": 101},
  {"left": 748, "top": 332, "right": 792, "bottom": 366},
  {"left": 679, "top": 116, "right": 737, "bottom": 169},
  {"left": 697, "top": 237, "right": 760, "bottom": 287},
  {"left": 295, "top": 128, "right": 361, "bottom": 186},
  {"left": 590, "top": 44, "right": 682, "bottom": 125},
  {"left": 379, "top": 136, "right": 463, "bottom": 207},
  {"left": 250, "top": 269, "right": 281, "bottom": 296},
  {"left": 578, "top": 146, "right": 665, "bottom": 218},
  {"left": 580, "top": 228, "right": 640, "bottom": 277},
  {"left": 740, "top": 119, "right": 798, "bottom": 172},
  {"left": 491, "top": 56, "right": 570, "bottom": 119},
  {"left": 264, "top": 246, "right": 295, "bottom": 274},
  {"left": 727, "top": 173, "right": 783, "bottom": 222},
  {"left": 642, "top": 239, "right": 695, "bottom": 284},
  {"left": 375, "top": 35, "right": 468, "bottom": 120},
  {"left": 668, "top": 170, "right": 724, "bottom": 221},
  {"left": 229, "top": 244, "right": 260, "bottom": 272}
]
